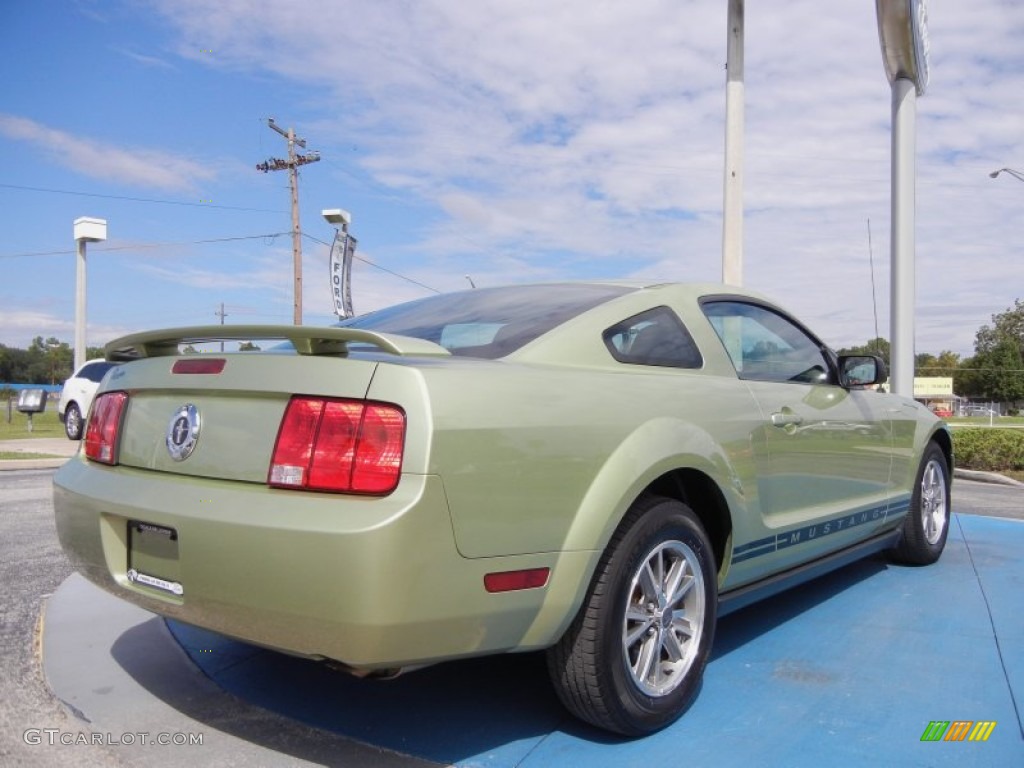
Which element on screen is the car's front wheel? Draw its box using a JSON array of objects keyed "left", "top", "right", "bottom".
[
  {"left": 547, "top": 495, "right": 717, "bottom": 735},
  {"left": 890, "top": 443, "right": 950, "bottom": 565},
  {"left": 64, "top": 403, "right": 83, "bottom": 441}
]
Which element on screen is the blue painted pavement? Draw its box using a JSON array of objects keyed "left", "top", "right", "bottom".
[{"left": 170, "top": 513, "right": 1024, "bottom": 767}]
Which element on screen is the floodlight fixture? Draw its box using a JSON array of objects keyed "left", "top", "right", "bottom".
[
  {"left": 990, "top": 168, "right": 1024, "bottom": 183},
  {"left": 322, "top": 208, "right": 352, "bottom": 229}
]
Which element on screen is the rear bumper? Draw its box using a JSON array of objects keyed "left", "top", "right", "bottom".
[{"left": 53, "top": 456, "right": 591, "bottom": 670}]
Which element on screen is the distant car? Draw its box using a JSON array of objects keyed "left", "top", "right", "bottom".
[
  {"left": 57, "top": 359, "right": 121, "bottom": 440},
  {"left": 53, "top": 282, "right": 952, "bottom": 735},
  {"left": 961, "top": 405, "right": 998, "bottom": 418}
]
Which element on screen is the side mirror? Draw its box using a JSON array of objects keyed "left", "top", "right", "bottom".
[{"left": 838, "top": 355, "right": 888, "bottom": 388}]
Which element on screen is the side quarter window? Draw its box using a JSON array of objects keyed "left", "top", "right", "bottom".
[
  {"left": 603, "top": 307, "right": 703, "bottom": 369},
  {"left": 701, "top": 300, "right": 832, "bottom": 384}
]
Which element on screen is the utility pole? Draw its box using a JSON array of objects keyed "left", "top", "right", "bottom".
[
  {"left": 257, "top": 118, "right": 320, "bottom": 325},
  {"left": 215, "top": 302, "right": 228, "bottom": 352}
]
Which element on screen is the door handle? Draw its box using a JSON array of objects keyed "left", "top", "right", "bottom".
[{"left": 770, "top": 410, "right": 804, "bottom": 428}]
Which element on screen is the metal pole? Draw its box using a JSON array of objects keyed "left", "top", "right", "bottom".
[
  {"left": 216, "top": 302, "right": 227, "bottom": 352},
  {"left": 890, "top": 77, "right": 916, "bottom": 397},
  {"left": 288, "top": 128, "right": 303, "bottom": 326},
  {"left": 75, "top": 238, "right": 87, "bottom": 372},
  {"left": 722, "top": 0, "right": 745, "bottom": 286}
]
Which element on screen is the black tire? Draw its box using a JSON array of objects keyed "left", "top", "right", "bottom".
[
  {"left": 64, "top": 403, "right": 83, "bottom": 441},
  {"left": 889, "top": 443, "right": 950, "bottom": 565},
  {"left": 547, "top": 495, "right": 717, "bottom": 736}
]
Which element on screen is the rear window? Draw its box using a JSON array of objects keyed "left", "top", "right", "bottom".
[
  {"left": 337, "top": 284, "right": 631, "bottom": 359},
  {"left": 78, "top": 361, "right": 119, "bottom": 382}
]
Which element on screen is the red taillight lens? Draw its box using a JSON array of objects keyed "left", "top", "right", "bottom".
[
  {"left": 308, "top": 401, "right": 362, "bottom": 490},
  {"left": 269, "top": 397, "right": 405, "bottom": 494},
  {"left": 84, "top": 391, "right": 128, "bottom": 465},
  {"left": 268, "top": 397, "right": 324, "bottom": 487},
  {"left": 352, "top": 405, "right": 407, "bottom": 493},
  {"left": 484, "top": 568, "right": 551, "bottom": 593}
]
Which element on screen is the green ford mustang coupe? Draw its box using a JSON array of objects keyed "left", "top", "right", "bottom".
[{"left": 53, "top": 281, "right": 952, "bottom": 735}]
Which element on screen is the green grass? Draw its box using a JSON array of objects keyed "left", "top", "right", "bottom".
[
  {"left": 0, "top": 407, "right": 65, "bottom": 439},
  {"left": 0, "top": 451, "right": 62, "bottom": 460},
  {"left": 947, "top": 416, "right": 1024, "bottom": 426}
]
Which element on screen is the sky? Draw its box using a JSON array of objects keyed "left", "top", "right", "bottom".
[{"left": 1, "top": 0, "right": 1022, "bottom": 358}]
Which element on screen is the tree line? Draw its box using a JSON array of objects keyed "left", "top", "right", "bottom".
[
  {"left": 0, "top": 336, "right": 262, "bottom": 385},
  {"left": 0, "top": 337, "right": 104, "bottom": 386},
  {"left": 838, "top": 299, "right": 1024, "bottom": 405}
]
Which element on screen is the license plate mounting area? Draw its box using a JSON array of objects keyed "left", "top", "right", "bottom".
[{"left": 127, "top": 521, "right": 183, "bottom": 597}]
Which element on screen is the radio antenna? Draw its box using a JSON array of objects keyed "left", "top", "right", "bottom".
[{"left": 867, "top": 218, "right": 881, "bottom": 352}]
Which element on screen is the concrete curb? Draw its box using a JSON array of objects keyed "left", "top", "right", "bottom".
[
  {"left": 0, "top": 458, "right": 69, "bottom": 471},
  {"left": 954, "top": 467, "right": 1024, "bottom": 488},
  {"left": 0, "top": 437, "right": 78, "bottom": 471}
]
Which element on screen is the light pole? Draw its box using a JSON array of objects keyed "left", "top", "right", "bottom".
[
  {"left": 990, "top": 168, "right": 1024, "bottom": 183},
  {"left": 876, "top": 0, "right": 930, "bottom": 398},
  {"left": 46, "top": 341, "right": 60, "bottom": 385},
  {"left": 721, "top": 0, "right": 745, "bottom": 286},
  {"left": 72, "top": 217, "right": 107, "bottom": 372},
  {"left": 322, "top": 209, "right": 355, "bottom": 319}
]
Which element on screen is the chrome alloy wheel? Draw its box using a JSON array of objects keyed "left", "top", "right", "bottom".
[
  {"left": 65, "top": 404, "right": 82, "bottom": 440},
  {"left": 920, "top": 458, "right": 949, "bottom": 545},
  {"left": 622, "top": 540, "right": 706, "bottom": 697}
]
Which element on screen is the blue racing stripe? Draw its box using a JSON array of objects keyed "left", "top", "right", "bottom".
[{"left": 733, "top": 497, "right": 911, "bottom": 564}]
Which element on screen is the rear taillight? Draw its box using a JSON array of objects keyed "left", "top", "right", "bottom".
[
  {"left": 268, "top": 396, "right": 406, "bottom": 495},
  {"left": 84, "top": 391, "right": 128, "bottom": 465}
]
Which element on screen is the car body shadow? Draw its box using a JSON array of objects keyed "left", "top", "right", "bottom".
[{"left": 109, "top": 554, "right": 893, "bottom": 765}]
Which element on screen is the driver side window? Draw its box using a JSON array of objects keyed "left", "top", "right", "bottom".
[{"left": 702, "top": 301, "right": 832, "bottom": 384}]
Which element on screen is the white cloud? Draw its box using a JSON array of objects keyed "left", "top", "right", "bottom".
[
  {"left": 0, "top": 309, "right": 137, "bottom": 350},
  {"left": 133, "top": 254, "right": 293, "bottom": 296},
  {"left": 146, "top": 0, "right": 1024, "bottom": 356},
  {"left": 0, "top": 114, "right": 216, "bottom": 193},
  {"left": 112, "top": 46, "right": 176, "bottom": 70}
]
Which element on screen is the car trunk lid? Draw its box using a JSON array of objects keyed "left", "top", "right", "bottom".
[{"left": 97, "top": 325, "right": 447, "bottom": 483}]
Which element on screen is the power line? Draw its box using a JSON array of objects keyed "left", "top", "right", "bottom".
[
  {"left": 0, "top": 232, "right": 290, "bottom": 260},
  {"left": 302, "top": 232, "right": 441, "bottom": 294},
  {"left": 0, "top": 183, "right": 286, "bottom": 213}
]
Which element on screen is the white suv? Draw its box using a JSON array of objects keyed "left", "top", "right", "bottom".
[{"left": 58, "top": 360, "right": 120, "bottom": 440}]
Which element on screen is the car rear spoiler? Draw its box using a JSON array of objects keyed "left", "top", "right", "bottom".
[{"left": 104, "top": 325, "right": 451, "bottom": 360}]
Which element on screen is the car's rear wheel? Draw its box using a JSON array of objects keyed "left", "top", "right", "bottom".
[
  {"left": 547, "top": 495, "right": 717, "bottom": 735},
  {"left": 890, "top": 443, "right": 950, "bottom": 565},
  {"left": 64, "top": 403, "right": 83, "bottom": 441}
]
